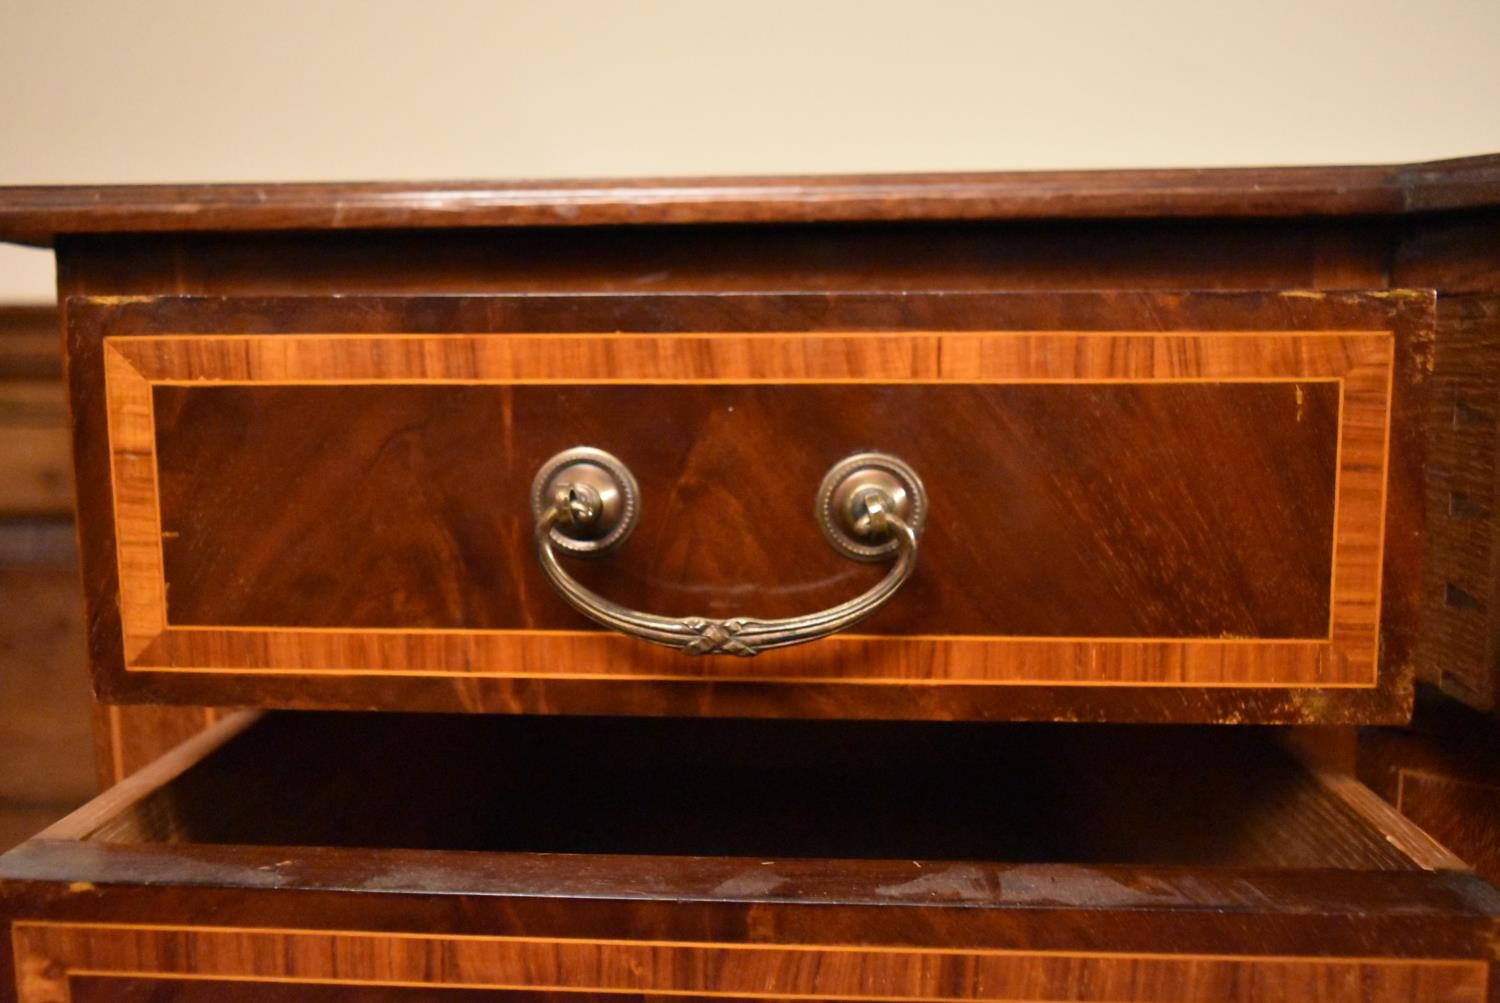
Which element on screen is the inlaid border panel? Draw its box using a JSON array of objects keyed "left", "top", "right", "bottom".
[
  {"left": 11, "top": 922, "right": 1488, "bottom": 1003},
  {"left": 101, "top": 329, "right": 1393, "bottom": 688}
]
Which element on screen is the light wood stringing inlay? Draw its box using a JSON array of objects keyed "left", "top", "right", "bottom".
[
  {"left": 11, "top": 923, "right": 1487, "bottom": 1003},
  {"left": 103, "top": 330, "right": 1394, "bottom": 687}
]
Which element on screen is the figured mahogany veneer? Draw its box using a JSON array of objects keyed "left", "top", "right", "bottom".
[
  {"left": 13, "top": 930, "right": 1486, "bottom": 1003},
  {"left": 152, "top": 381, "right": 1343, "bottom": 639},
  {"left": 65, "top": 291, "right": 1427, "bottom": 721},
  {"left": 4, "top": 163, "right": 1500, "bottom": 1001},
  {"left": 3, "top": 157, "right": 1494, "bottom": 719},
  {"left": 4, "top": 159, "right": 1500, "bottom": 726},
  {"left": 2, "top": 712, "right": 1497, "bottom": 1003}
]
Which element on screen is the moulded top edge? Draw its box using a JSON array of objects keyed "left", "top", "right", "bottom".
[{"left": 0, "top": 154, "right": 1498, "bottom": 248}]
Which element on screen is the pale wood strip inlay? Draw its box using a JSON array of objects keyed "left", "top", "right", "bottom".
[
  {"left": 139, "top": 629, "right": 1336, "bottom": 685},
  {"left": 116, "top": 329, "right": 1386, "bottom": 384},
  {"left": 104, "top": 331, "right": 1394, "bottom": 688},
  {"left": 11, "top": 923, "right": 1488, "bottom": 1003},
  {"left": 102, "top": 344, "right": 166, "bottom": 662}
]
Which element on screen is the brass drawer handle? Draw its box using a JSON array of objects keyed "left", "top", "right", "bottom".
[{"left": 532, "top": 448, "right": 927, "bottom": 656}]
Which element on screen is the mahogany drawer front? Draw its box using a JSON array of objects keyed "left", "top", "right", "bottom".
[
  {"left": 2, "top": 712, "right": 1498, "bottom": 1003},
  {"left": 69, "top": 290, "right": 1433, "bottom": 723}
]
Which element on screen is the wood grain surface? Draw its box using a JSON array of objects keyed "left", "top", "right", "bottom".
[
  {"left": 3, "top": 712, "right": 1498, "bottom": 1003},
  {"left": 117, "top": 336, "right": 1371, "bottom": 667},
  {"left": 10, "top": 923, "right": 1488, "bottom": 1003},
  {"left": 1393, "top": 214, "right": 1500, "bottom": 717},
  {"left": 65, "top": 984, "right": 760, "bottom": 1003},
  {"left": 63, "top": 290, "right": 1431, "bottom": 721},
  {"left": 1360, "top": 689, "right": 1500, "bottom": 885},
  {"left": 88, "top": 706, "right": 225, "bottom": 790},
  {"left": 24, "top": 170, "right": 1497, "bottom": 719},
  {"left": 4, "top": 167, "right": 1500, "bottom": 1003},
  {"left": 1415, "top": 296, "right": 1500, "bottom": 712},
  {"left": 149, "top": 382, "right": 1341, "bottom": 639},
  {"left": 3, "top": 154, "right": 1500, "bottom": 247},
  {"left": 1399, "top": 774, "right": 1500, "bottom": 881}
]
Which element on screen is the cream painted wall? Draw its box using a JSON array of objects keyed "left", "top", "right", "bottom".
[{"left": 3, "top": 0, "right": 1500, "bottom": 299}]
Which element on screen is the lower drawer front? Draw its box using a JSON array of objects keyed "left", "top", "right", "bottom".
[
  {"left": 71, "top": 290, "right": 1433, "bottom": 723},
  {"left": 3, "top": 713, "right": 1497, "bottom": 1003},
  {"left": 13, "top": 930, "right": 1490, "bottom": 1003}
]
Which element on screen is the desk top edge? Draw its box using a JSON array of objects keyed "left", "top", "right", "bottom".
[{"left": 1, "top": 154, "right": 1498, "bottom": 248}]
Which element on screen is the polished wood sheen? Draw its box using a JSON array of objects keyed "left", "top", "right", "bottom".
[
  {"left": 66, "top": 985, "right": 650, "bottom": 1003},
  {"left": 90, "top": 705, "right": 224, "bottom": 789},
  {"left": 151, "top": 382, "right": 1341, "bottom": 638},
  {"left": 65, "top": 291, "right": 1426, "bottom": 721},
  {"left": 50, "top": 981, "right": 1484, "bottom": 1003},
  {"left": 2, "top": 713, "right": 1497, "bottom": 1003},
  {"left": 7, "top": 163, "right": 1500, "bottom": 999},
  {"left": 11, "top": 925, "right": 1487, "bottom": 1003},
  {"left": 2, "top": 154, "right": 1500, "bottom": 246},
  {"left": 4, "top": 160, "right": 1500, "bottom": 721}
]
